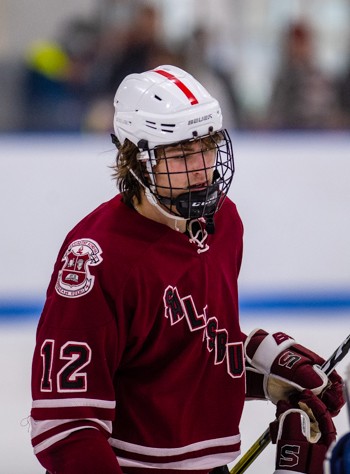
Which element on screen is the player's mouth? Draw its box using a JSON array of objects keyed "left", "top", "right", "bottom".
[{"left": 188, "top": 181, "right": 208, "bottom": 191}]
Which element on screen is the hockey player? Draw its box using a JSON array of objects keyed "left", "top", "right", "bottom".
[
  {"left": 326, "top": 432, "right": 350, "bottom": 473},
  {"left": 30, "top": 65, "right": 344, "bottom": 473},
  {"left": 324, "top": 363, "right": 350, "bottom": 474}
]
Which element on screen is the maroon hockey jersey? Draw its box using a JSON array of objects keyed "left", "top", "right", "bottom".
[{"left": 31, "top": 194, "right": 245, "bottom": 473}]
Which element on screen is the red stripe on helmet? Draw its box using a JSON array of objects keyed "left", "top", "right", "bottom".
[{"left": 154, "top": 69, "right": 199, "bottom": 105}]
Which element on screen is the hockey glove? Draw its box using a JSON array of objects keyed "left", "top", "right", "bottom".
[
  {"left": 245, "top": 328, "right": 344, "bottom": 415},
  {"left": 270, "top": 389, "right": 336, "bottom": 474},
  {"left": 324, "top": 432, "right": 350, "bottom": 474}
]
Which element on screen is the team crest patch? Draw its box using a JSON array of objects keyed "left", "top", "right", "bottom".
[{"left": 55, "top": 238, "right": 103, "bottom": 298}]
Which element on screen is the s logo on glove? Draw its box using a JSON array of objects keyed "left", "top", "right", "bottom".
[
  {"left": 270, "top": 390, "right": 337, "bottom": 474},
  {"left": 244, "top": 328, "right": 345, "bottom": 415}
]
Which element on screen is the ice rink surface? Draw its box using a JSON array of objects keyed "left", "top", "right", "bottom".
[{"left": 1, "top": 311, "right": 349, "bottom": 474}]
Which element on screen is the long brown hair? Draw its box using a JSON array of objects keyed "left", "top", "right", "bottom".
[{"left": 112, "top": 139, "right": 145, "bottom": 207}]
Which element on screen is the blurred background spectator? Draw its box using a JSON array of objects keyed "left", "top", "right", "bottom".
[
  {"left": 266, "top": 20, "right": 344, "bottom": 130},
  {"left": 23, "top": 17, "right": 99, "bottom": 131},
  {"left": 83, "top": 3, "right": 182, "bottom": 132},
  {"left": 337, "top": 55, "right": 350, "bottom": 127},
  {"left": 182, "top": 26, "right": 241, "bottom": 130},
  {"left": 0, "top": 0, "right": 350, "bottom": 133}
]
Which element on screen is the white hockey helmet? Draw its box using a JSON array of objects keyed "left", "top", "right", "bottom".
[
  {"left": 113, "top": 65, "right": 223, "bottom": 149},
  {"left": 112, "top": 65, "right": 234, "bottom": 230}
]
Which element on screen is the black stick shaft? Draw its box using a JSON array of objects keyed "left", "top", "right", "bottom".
[{"left": 321, "top": 334, "right": 350, "bottom": 375}]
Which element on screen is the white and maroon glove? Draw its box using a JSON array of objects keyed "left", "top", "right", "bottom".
[
  {"left": 270, "top": 389, "right": 337, "bottom": 474},
  {"left": 244, "top": 329, "right": 344, "bottom": 415}
]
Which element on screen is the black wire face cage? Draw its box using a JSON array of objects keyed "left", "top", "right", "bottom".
[{"left": 139, "top": 129, "right": 234, "bottom": 222}]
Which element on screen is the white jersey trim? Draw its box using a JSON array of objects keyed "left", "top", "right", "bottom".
[
  {"left": 30, "top": 417, "right": 112, "bottom": 439},
  {"left": 33, "top": 425, "right": 98, "bottom": 454},
  {"left": 117, "top": 451, "right": 240, "bottom": 470},
  {"left": 110, "top": 434, "right": 240, "bottom": 456},
  {"left": 32, "top": 397, "right": 116, "bottom": 409}
]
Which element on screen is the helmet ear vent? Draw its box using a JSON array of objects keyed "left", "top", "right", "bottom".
[
  {"left": 146, "top": 120, "right": 157, "bottom": 130},
  {"left": 159, "top": 123, "right": 175, "bottom": 133},
  {"left": 144, "top": 120, "right": 175, "bottom": 134}
]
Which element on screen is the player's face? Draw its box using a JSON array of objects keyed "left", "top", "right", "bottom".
[{"left": 153, "top": 139, "right": 217, "bottom": 199}]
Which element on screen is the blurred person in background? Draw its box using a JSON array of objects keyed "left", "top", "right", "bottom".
[
  {"left": 22, "top": 18, "right": 99, "bottom": 132},
  {"left": 83, "top": 3, "right": 181, "bottom": 132},
  {"left": 324, "top": 363, "right": 350, "bottom": 473},
  {"left": 267, "top": 20, "right": 343, "bottom": 130},
  {"left": 183, "top": 26, "right": 241, "bottom": 131},
  {"left": 23, "top": 40, "right": 75, "bottom": 131},
  {"left": 337, "top": 60, "right": 350, "bottom": 128},
  {"left": 326, "top": 429, "right": 350, "bottom": 473}
]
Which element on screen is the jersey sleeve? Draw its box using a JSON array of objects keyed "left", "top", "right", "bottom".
[
  {"left": 36, "top": 429, "right": 122, "bottom": 474},
  {"left": 30, "top": 236, "right": 123, "bottom": 471}
]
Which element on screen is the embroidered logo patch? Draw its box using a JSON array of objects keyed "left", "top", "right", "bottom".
[{"left": 55, "top": 238, "right": 103, "bottom": 298}]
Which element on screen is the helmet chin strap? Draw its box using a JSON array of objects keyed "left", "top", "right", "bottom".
[
  {"left": 129, "top": 168, "right": 217, "bottom": 233},
  {"left": 144, "top": 187, "right": 187, "bottom": 223},
  {"left": 129, "top": 168, "right": 187, "bottom": 224}
]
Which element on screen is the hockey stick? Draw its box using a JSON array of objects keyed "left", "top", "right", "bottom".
[{"left": 230, "top": 333, "right": 350, "bottom": 474}]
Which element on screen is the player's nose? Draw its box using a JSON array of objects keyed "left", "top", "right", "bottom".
[{"left": 187, "top": 150, "right": 206, "bottom": 171}]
